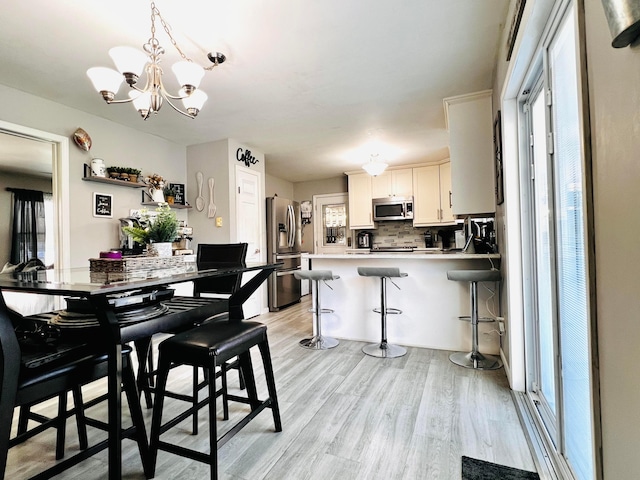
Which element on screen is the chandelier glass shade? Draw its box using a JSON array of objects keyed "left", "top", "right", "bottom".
[
  {"left": 362, "top": 154, "right": 388, "bottom": 176},
  {"left": 86, "top": 2, "right": 222, "bottom": 120}
]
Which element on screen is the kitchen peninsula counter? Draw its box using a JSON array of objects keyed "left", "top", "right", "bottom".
[{"left": 303, "top": 252, "right": 502, "bottom": 354}]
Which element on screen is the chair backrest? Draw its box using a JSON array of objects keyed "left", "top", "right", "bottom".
[{"left": 193, "top": 243, "right": 249, "bottom": 297}]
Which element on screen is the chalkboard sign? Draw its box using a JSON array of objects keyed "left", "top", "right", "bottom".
[
  {"left": 170, "top": 183, "right": 185, "bottom": 205},
  {"left": 93, "top": 192, "right": 113, "bottom": 218}
]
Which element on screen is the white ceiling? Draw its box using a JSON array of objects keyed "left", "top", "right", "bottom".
[{"left": 0, "top": 0, "right": 509, "bottom": 182}]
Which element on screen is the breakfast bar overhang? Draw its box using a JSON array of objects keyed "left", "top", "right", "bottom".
[{"left": 305, "top": 252, "right": 502, "bottom": 354}]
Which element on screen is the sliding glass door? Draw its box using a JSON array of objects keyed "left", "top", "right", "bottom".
[{"left": 521, "top": 4, "right": 595, "bottom": 479}]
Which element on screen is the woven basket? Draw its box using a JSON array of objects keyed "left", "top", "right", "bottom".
[{"left": 89, "top": 255, "right": 186, "bottom": 274}]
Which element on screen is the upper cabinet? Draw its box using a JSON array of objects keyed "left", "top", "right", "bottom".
[
  {"left": 371, "top": 168, "right": 413, "bottom": 198},
  {"left": 347, "top": 173, "right": 374, "bottom": 229},
  {"left": 443, "top": 90, "right": 496, "bottom": 216},
  {"left": 412, "top": 161, "right": 455, "bottom": 226}
]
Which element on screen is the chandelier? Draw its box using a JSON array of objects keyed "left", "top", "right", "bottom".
[
  {"left": 362, "top": 154, "right": 388, "bottom": 176},
  {"left": 86, "top": 1, "right": 225, "bottom": 120}
]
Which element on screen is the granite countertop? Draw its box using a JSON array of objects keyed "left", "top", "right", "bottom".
[{"left": 305, "top": 250, "right": 501, "bottom": 260}]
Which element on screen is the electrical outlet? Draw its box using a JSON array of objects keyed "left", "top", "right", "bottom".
[
  {"left": 497, "top": 316, "right": 505, "bottom": 334},
  {"left": 215, "top": 217, "right": 223, "bottom": 227}
]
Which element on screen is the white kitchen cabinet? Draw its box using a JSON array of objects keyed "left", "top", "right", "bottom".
[
  {"left": 412, "top": 162, "right": 455, "bottom": 226},
  {"left": 347, "top": 173, "right": 374, "bottom": 229},
  {"left": 371, "top": 168, "right": 413, "bottom": 198},
  {"left": 443, "top": 90, "right": 496, "bottom": 216}
]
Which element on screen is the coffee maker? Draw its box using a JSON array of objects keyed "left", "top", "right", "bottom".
[
  {"left": 119, "top": 217, "right": 145, "bottom": 256},
  {"left": 357, "top": 231, "right": 373, "bottom": 248}
]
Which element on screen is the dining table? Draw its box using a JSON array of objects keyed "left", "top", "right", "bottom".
[{"left": 0, "top": 259, "right": 281, "bottom": 480}]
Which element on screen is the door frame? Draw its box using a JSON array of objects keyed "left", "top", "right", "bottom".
[{"left": 0, "top": 120, "right": 70, "bottom": 269}]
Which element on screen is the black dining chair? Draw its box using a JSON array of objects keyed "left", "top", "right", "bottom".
[
  {"left": 137, "top": 243, "right": 249, "bottom": 434},
  {"left": 0, "top": 297, "right": 149, "bottom": 479}
]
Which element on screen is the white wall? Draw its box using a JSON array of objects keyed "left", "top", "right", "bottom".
[
  {"left": 584, "top": 0, "right": 640, "bottom": 477},
  {"left": 0, "top": 84, "right": 187, "bottom": 268},
  {"left": 265, "top": 173, "right": 294, "bottom": 199}
]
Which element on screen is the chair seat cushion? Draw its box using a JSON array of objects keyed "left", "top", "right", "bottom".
[
  {"left": 357, "top": 267, "right": 408, "bottom": 278},
  {"left": 16, "top": 345, "right": 132, "bottom": 405},
  {"left": 294, "top": 270, "right": 339, "bottom": 281},
  {"left": 447, "top": 269, "right": 501, "bottom": 283},
  {"left": 159, "top": 321, "right": 267, "bottom": 366}
]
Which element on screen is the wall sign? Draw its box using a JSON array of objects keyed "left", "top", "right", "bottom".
[
  {"left": 93, "top": 192, "right": 113, "bottom": 218},
  {"left": 169, "top": 183, "right": 186, "bottom": 205},
  {"left": 236, "top": 148, "right": 259, "bottom": 167}
]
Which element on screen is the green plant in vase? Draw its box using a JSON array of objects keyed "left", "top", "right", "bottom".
[
  {"left": 163, "top": 185, "right": 177, "bottom": 204},
  {"left": 122, "top": 203, "right": 178, "bottom": 255}
]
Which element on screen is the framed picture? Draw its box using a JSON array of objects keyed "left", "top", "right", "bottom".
[
  {"left": 93, "top": 192, "right": 113, "bottom": 218},
  {"left": 494, "top": 111, "right": 504, "bottom": 205},
  {"left": 169, "top": 183, "right": 185, "bottom": 205}
]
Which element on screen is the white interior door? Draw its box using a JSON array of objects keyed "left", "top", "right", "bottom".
[{"left": 235, "top": 166, "right": 263, "bottom": 318}]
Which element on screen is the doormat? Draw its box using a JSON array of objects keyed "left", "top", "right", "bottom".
[{"left": 462, "top": 456, "right": 540, "bottom": 480}]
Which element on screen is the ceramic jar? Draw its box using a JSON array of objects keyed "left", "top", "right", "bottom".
[{"left": 90, "top": 158, "right": 106, "bottom": 177}]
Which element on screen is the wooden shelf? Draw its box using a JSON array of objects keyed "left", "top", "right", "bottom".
[
  {"left": 82, "top": 164, "right": 145, "bottom": 188},
  {"left": 141, "top": 202, "right": 192, "bottom": 210},
  {"left": 82, "top": 176, "right": 145, "bottom": 188}
]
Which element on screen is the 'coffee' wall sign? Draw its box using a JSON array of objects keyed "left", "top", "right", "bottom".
[{"left": 237, "top": 148, "right": 259, "bottom": 167}]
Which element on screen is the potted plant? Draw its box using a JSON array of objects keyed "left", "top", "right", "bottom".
[
  {"left": 126, "top": 168, "right": 141, "bottom": 183},
  {"left": 107, "top": 166, "right": 121, "bottom": 179},
  {"left": 163, "top": 185, "right": 176, "bottom": 204},
  {"left": 122, "top": 203, "right": 178, "bottom": 257}
]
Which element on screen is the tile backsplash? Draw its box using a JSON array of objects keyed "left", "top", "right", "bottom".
[{"left": 364, "top": 221, "right": 433, "bottom": 248}]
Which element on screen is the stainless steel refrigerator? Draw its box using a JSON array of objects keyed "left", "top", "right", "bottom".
[{"left": 266, "top": 196, "right": 302, "bottom": 311}]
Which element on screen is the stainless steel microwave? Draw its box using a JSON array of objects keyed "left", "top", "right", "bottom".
[{"left": 372, "top": 196, "right": 414, "bottom": 221}]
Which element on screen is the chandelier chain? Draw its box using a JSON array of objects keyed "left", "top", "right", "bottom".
[{"left": 150, "top": 1, "right": 220, "bottom": 70}]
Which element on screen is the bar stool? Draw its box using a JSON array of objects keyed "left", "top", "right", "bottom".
[
  {"left": 149, "top": 320, "right": 282, "bottom": 480},
  {"left": 447, "top": 269, "right": 502, "bottom": 370},
  {"left": 357, "top": 267, "right": 408, "bottom": 358},
  {"left": 293, "top": 270, "right": 340, "bottom": 349}
]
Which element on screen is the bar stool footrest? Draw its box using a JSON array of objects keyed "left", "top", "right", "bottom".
[
  {"left": 457, "top": 316, "right": 495, "bottom": 323},
  {"left": 373, "top": 307, "right": 402, "bottom": 315}
]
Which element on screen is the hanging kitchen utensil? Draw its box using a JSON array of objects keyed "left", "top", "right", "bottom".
[
  {"left": 195, "top": 172, "right": 205, "bottom": 212},
  {"left": 207, "top": 177, "right": 217, "bottom": 218}
]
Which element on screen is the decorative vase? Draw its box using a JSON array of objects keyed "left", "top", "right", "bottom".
[
  {"left": 149, "top": 242, "right": 173, "bottom": 257},
  {"left": 90, "top": 158, "right": 106, "bottom": 177},
  {"left": 150, "top": 188, "right": 165, "bottom": 203},
  {"left": 166, "top": 196, "right": 175, "bottom": 205}
]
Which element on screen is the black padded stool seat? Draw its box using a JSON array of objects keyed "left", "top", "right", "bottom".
[
  {"left": 447, "top": 269, "right": 502, "bottom": 370},
  {"left": 357, "top": 266, "right": 408, "bottom": 358},
  {"left": 294, "top": 270, "right": 340, "bottom": 350},
  {"left": 149, "top": 321, "right": 282, "bottom": 480}
]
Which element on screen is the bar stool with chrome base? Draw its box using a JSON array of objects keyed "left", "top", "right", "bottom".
[
  {"left": 294, "top": 270, "right": 340, "bottom": 349},
  {"left": 357, "top": 267, "right": 408, "bottom": 358},
  {"left": 447, "top": 269, "right": 502, "bottom": 370}
]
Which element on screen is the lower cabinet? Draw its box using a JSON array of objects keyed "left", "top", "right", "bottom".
[{"left": 412, "top": 162, "right": 455, "bottom": 226}]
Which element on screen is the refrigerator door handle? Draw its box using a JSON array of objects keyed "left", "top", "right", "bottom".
[{"left": 287, "top": 204, "right": 295, "bottom": 247}]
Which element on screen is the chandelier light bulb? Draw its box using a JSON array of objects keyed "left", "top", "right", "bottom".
[
  {"left": 86, "top": 67, "right": 123, "bottom": 101},
  {"left": 181, "top": 89, "right": 208, "bottom": 117},
  {"left": 109, "top": 46, "right": 148, "bottom": 84},
  {"left": 172, "top": 61, "right": 205, "bottom": 93}
]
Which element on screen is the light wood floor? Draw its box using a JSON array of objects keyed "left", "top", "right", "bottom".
[{"left": 6, "top": 297, "right": 536, "bottom": 479}]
